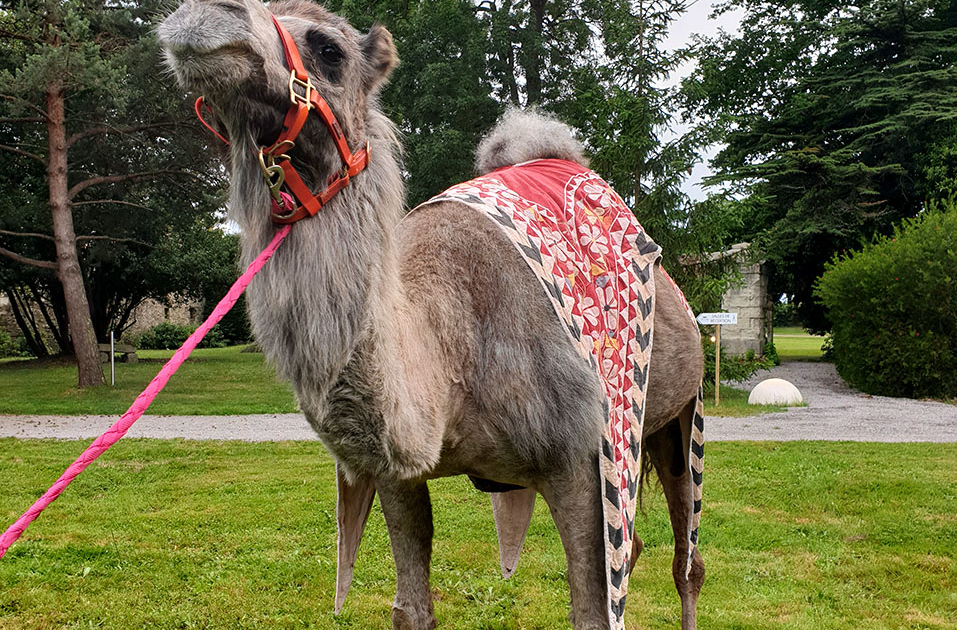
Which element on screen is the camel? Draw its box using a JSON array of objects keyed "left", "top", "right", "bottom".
[{"left": 158, "top": 2, "right": 704, "bottom": 628}]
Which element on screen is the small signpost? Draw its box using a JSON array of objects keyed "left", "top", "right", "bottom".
[{"left": 696, "top": 312, "right": 738, "bottom": 406}]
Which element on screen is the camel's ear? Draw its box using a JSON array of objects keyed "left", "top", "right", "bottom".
[{"left": 360, "top": 24, "right": 397, "bottom": 91}]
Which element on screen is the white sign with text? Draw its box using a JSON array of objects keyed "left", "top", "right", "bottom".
[{"left": 696, "top": 312, "right": 738, "bottom": 325}]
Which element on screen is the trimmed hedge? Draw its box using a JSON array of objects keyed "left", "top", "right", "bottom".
[{"left": 815, "top": 199, "right": 957, "bottom": 398}]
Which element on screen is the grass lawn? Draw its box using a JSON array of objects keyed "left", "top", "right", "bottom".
[
  {"left": 1, "top": 346, "right": 785, "bottom": 419},
  {"left": 1, "top": 440, "right": 954, "bottom": 629},
  {"left": 774, "top": 328, "right": 827, "bottom": 362},
  {"left": 704, "top": 384, "right": 790, "bottom": 417},
  {"left": 0, "top": 346, "right": 298, "bottom": 416}
]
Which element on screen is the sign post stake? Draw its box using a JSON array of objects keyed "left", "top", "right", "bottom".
[
  {"left": 714, "top": 324, "right": 720, "bottom": 406},
  {"left": 695, "top": 312, "right": 737, "bottom": 408}
]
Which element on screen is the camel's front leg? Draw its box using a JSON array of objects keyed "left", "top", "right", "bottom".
[
  {"left": 377, "top": 479, "right": 436, "bottom": 630},
  {"left": 540, "top": 459, "right": 610, "bottom": 630}
]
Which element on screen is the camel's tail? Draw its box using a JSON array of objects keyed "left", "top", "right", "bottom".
[{"left": 475, "top": 109, "right": 588, "bottom": 175}]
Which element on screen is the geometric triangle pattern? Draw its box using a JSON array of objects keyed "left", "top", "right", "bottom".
[
  {"left": 660, "top": 268, "right": 704, "bottom": 578},
  {"left": 415, "top": 158, "right": 702, "bottom": 630}
]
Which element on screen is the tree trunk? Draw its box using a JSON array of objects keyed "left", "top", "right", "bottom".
[
  {"left": 5, "top": 288, "right": 50, "bottom": 358},
  {"left": 46, "top": 81, "right": 103, "bottom": 387},
  {"left": 524, "top": 0, "right": 546, "bottom": 105}
]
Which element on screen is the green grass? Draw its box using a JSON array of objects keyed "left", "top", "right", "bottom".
[
  {"left": 1, "top": 440, "right": 953, "bottom": 629},
  {"left": 774, "top": 328, "right": 827, "bottom": 362},
  {"left": 704, "top": 384, "right": 790, "bottom": 417},
  {"left": 0, "top": 346, "right": 298, "bottom": 415},
  {"left": 1, "top": 347, "right": 783, "bottom": 419}
]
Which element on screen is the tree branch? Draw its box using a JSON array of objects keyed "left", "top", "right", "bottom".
[
  {"left": 72, "top": 199, "right": 155, "bottom": 212},
  {"left": 0, "top": 117, "right": 45, "bottom": 124},
  {"left": 68, "top": 169, "right": 197, "bottom": 199},
  {"left": 76, "top": 235, "right": 154, "bottom": 248},
  {"left": 0, "top": 246, "right": 57, "bottom": 269},
  {"left": 0, "top": 229, "right": 54, "bottom": 241},
  {"left": 1, "top": 95, "right": 51, "bottom": 121},
  {"left": 66, "top": 122, "right": 182, "bottom": 148},
  {"left": 0, "top": 143, "right": 45, "bottom": 163},
  {"left": 0, "top": 29, "right": 41, "bottom": 44}
]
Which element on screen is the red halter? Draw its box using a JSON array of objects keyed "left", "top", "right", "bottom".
[{"left": 196, "top": 15, "right": 370, "bottom": 224}]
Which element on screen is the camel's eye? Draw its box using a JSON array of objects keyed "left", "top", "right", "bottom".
[
  {"left": 307, "top": 31, "right": 344, "bottom": 81},
  {"left": 320, "top": 44, "right": 343, "bottom": 64}
]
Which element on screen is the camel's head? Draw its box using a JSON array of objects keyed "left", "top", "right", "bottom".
[{"left": 158, "top": 0, "right": 397, "bottom": 152}]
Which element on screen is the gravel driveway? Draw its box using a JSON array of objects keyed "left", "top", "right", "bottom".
[
  {"left": 1, "top": 361, "right": 955, "bottom": 442},
  {"left": 708, "top": 361, "right": 957, "bottom": 442}
]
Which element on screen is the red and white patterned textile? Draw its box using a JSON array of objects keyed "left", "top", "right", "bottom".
[{"left": 415, "top": 159, "right": 702, "bottom": 629}]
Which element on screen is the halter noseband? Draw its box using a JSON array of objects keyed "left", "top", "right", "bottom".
[{"left": 196, "top": 15, "right": 370, "bottom": 225}]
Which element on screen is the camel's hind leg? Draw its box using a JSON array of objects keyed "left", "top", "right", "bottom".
[
  {"left": 376, "top": 479, "right": 436, "bottom": 630},
  {"left": 645, "top": 399, "right": 705, "bottom": 630},
  {"left": 539, "top": 458, "right": 610, "bottom": 630}
]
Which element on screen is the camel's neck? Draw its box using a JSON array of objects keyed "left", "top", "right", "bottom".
[
  {"left": 231, "top": 112, "right": 405, "bottom": 411},
  {"left": 230, "top": 112, "right": 446, "bottom": 478}
]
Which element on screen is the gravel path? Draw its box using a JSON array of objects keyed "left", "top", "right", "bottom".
[
  {"left": 1, "top": 362, "right": 955, "bottom": 442},
  {"left": 708, "top": 362, "right": 957, "bottom": 442}
]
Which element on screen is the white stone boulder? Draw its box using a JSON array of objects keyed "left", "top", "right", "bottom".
[{"left": 748, "top": 378, "right": 803, "bottom": 405}]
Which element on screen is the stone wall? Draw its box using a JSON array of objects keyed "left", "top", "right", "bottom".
[
  {"left": 0, "top": 294, "right": 202, "bottom": 347},
  {"left": 717, "top": 245, "right": 771, "bottom": 356},
  {"left": 122, "top": 299, "right": 202, "bottom": 338}
]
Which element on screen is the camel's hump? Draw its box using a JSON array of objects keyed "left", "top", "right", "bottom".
[{"left": 475, "top": 109, "right": 588, "bottom": 175}]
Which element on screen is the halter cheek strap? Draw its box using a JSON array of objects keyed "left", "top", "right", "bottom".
[
  {"left": 261, "top": 15, "right": 370, "bottom": 224},
  {"left": 195, "top": 15, "right": 370, "bottom": 225}
]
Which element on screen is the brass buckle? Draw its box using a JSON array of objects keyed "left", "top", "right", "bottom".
[
  {"left": 258, "top": 142, "right": 294, "bottom": 202},
  {"left": 289, "top": 72, "right": 313, "bottom": 108}
]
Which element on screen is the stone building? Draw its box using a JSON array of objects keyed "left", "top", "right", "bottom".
[{"left": 716, "top": 243, "right": 772, "bottom": 356}]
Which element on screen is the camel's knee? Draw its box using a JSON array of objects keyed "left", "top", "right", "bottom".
[{"left": 674, "top": 547, "right": 704, "bottom": 596}]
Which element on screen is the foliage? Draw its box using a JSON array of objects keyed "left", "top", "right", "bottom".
[
  {"left": 198, "top": 233, "right": 252, "bottom": 347},
  {"left": 773, "top": 301, "right": 801, "bottom": 328},
  {"left": 763, "top": 340, "right": 780, "bottom": 366},
  {"left": 702, "top": 340, "right": 774, "bottom": 389},
  {"left": 329, "top": 0, "right": 500, "bottom": 205},
  {"left": 0, "top": 0, "right": 229, "bottom": 351},
  {"left": 329, "top": 0, "right": 739, "bottom": 305},
  {"left": 0, "top": 328, "right": 26, "bottom": 358},
  {"left": 1, "top": 440, "right": 954, "bottom": 629},
  {"left": 685, "top": 0, "right": 957, "bottom": 332},
  {"left": 815, "top": 199, "right": 957, "bottom": 398},
  {"left": 135, "top": 322, "right": 225, "bottom": 351}
]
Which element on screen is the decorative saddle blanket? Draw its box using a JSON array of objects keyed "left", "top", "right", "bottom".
[{"left": 417, "top": 159, "right": 704, "bottom": 630}]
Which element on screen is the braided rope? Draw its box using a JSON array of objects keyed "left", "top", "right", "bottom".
[{"left": 0, "top": 225, "right": 291, "bottom": 559}]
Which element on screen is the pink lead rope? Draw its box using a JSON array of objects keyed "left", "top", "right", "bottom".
[{"left": 0, "top": 225, "right": 291, "bottom": 559}]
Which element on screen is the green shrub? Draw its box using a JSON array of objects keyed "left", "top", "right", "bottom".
[
  {"left": 204, "top": 295, "right": 253, "bottom": 346},
  {"left": 764, "top": 340, "right": 781, "bottom": 366},
  {"left": 135, "top": 322, "right": 226, "bottom": 350},
  {"left": 0, "top": 330, "right": 27, "bottom": 358},
  {"left": 814, "top": 199, "right": 957, "bottom": 398},
  {"left": 702, "top": 341, "right": 774, "bottom": 390},
  {"left": 772, "top": 301, "right": 800, "bottom": 327}
]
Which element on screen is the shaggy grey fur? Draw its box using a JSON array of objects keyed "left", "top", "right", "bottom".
[
  {"left": 159, "top": 2, "right": 704, "bottom": 628},
  {"left": 476, "top": 108, "right": 589, "bottom": 174}
]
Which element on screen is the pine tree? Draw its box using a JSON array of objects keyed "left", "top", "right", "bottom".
[
  {"left": 0, "top": 0, "right": 226, "bottom": 385},
  {"left": 686, "top": 0, "right": 957, "bottom": 330}
]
